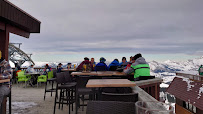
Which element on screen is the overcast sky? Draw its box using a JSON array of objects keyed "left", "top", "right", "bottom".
[{"left": 9, "top": 0, "right": 203, "bottom": 62}]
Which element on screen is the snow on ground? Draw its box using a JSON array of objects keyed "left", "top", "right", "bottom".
[
  {"left": 160, "top": 83, "right": 169, "bottom": 88},
  {"left": 7, "top": 102, "right": 37, "bottom": 114},
  {"left": 197, "top": 85, "right": 203, "bottom": 99},
  {"left": 182, "top": 78, "right": 195, "bottom": 91},
  {"left": 10, "top": 102, "right": 37, "bottom": 110}
]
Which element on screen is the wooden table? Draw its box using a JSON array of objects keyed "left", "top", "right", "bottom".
[
  {"left": 71, "top": 71, "right": 126, "bottom": 77},
  {"left": 25, "top": 72, "right": 41, "bottom": 87},
  {"left": 61, "top": 68, "right": 76, "bottom": 72},
  {"left": 86, "top": 79, "right": 136, "bottom": 88},
  {"left": 0, "top": 79, "right": 10, "bottom": 84}
]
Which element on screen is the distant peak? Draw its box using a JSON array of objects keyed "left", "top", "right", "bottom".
[{"left": 164, "top": 60, "right": 173, "bottom": 63}]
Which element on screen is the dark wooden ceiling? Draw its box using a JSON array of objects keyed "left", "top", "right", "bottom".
[{"left": 0, "top": 0, "right": 41, "bottom": 33}]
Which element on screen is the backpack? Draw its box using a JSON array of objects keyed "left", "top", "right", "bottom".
[{"left": 200, "top": 67, "right": 203, "bottom": 73}]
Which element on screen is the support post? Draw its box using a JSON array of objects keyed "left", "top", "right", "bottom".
[{"left": 0, "top": 29, "right": 9, "bottom": 61}]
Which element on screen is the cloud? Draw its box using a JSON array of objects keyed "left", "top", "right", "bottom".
[{"left": 9, "top": 0, "right": 203, "bottom": 58}]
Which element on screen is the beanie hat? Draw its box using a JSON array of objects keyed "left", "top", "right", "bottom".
[
  {"left": 100, "top": 57, "right": 106, "bottom": 63},
  {"left": 134, "top": 53, "right": 142, "bottom": 60}
]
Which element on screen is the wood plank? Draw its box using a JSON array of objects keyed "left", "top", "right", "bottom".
[
  {"left": 0, "top": 79, "right": 10, "bottom": 83},
  {"left": 96, "top": 71, "right": 126, "bottom": 76},
  {"left": 7, "top": 24, "right": 30, "bottom": 38},
  {"left": 134, "top": 78, "right": 162, "bottom": 86},
  {"left": 86, "top": 79, "right": 136, "bottom": 88},
  {"left": 175, "top": 104, "right": 193, "bottom": 114},
  {"left": 71, "top": 71, "right": 126, "bottom": 77},
  {"left": 71, "top": 71, "right": 98, "bottom": 76}
]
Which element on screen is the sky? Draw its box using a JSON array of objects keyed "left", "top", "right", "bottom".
[{"left": 8, "top": 0, "right": 203, "bottom": 63}]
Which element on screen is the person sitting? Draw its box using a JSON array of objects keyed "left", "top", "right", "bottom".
[
  {"left": 108, "top": 59, "right": 119, "bottom": 71},
  {"left": 91, "top": 58, "right": 96, "bottom": 70},
  {"left": 125, "top": 56, "right": 135, "bottom": 70},
  {"left": 57, "top": 63, "right": 63, "bottom": 73},
  {"left": 27, "top": 64, "right": 35, "bottom": 73},
  {"left": 95, "top": 57, "right": 108, "bottom": 71},
  {"left": 43, "top": 64, "right": 52, "bottom": 75},
  {"left": 76, "top": 57, "right": 93, "bottom": 71},
  {"left": 124, "top": 53, "right": 150, "bottom": 81},
  {"left": 67, "top": 63, "right": 72, "bottom": 69},
  {"left": 119, "top": 57, "right": 128, "bottom": 68},
  {"left": 0, "top": 51, "right": 12, "bottom": 80}
]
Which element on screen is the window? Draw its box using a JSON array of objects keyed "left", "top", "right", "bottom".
[{"left": 183, "top": 101, "right": 196, "bottom": 113}]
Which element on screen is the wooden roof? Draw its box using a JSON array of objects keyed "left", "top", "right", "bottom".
[
  {"left": 167, "top": 77, "right": 203, "bottom": 110},
  {"left": 0, "top": 0, "right": 41, "bottom": 33}
]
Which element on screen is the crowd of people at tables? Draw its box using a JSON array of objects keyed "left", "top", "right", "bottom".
[
  {"left": 24, "top": 53, "right": 150, "bottom": 81},
  {"left": 73, "top": 53, "right": 150, "bottom": 81}
]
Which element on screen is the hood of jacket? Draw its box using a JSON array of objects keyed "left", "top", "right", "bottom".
[
  {"left": 110, "top": 60, "right": 119, "bottom": 66},
  {"left": 132, "top": 57, "right": 148, "bottom": 66}
]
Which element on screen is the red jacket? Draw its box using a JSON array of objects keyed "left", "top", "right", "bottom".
[{"left": 76, "top": 60, "right": 93, "bottom": 71}]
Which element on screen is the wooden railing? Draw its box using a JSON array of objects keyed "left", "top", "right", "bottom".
[
  {"left": 176, "top": 72, "right": 203, "bottom": 82},
  {"left": 134, "top": 78, "right": 162, "bottom": 101},
  {"left": 12, "top": 67, "right": 56, "bottom": 72}
]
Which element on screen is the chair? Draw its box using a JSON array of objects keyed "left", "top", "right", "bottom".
[
  {"left": 37, "top": 75, "right": 47, "bottom": 88},
  {"left": 17, "top": 71, "right": 31, "bottom": 88},
  {"left": 76, "top": 76, "right": 94, "bottom": 113},
  {"left": 53, "top": 69, "right": 57, "bottom": 78},
  {"left": 86, "top": 101, "right": 135, "bottom": 114},
  {"left": 44, "top": 71, "right": 56, "bottom": 100},
  {"left": 60, "top": 72, "right": 77, "bottom": 111},
  {"left": 53, "top": 72, "right": 77, "bottom": 114},
  {"left": 100, "top": 92, "right": 138, "bottom": 102},
  {"left": 109, "top": 66, "right": 118, "bottom": 71}
]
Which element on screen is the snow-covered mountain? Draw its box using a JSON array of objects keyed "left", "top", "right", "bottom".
[{"left": 149, "top": 56, "right": 203, "bottom": 74}]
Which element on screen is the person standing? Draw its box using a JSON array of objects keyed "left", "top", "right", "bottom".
[
  {"left": 124, "top": 53, "right": 150, "bottom": 81},
  {"left": 199, "top": 65, "right": 203, "bottom": 75}
]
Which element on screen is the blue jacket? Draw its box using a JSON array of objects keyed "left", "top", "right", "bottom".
[
  {"left": 108, "top": 60, "right": 119, "bottom": 70},
  {"left": 57, "top": 67, "right": 63, "bottom": 73},
  {"left": 95, "top": 62, "right": 108, "bottom": 71}
]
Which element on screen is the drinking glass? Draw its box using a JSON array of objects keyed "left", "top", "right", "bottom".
[
  {"left": 83, "top": 64, "right": 86, "bottom": 71},
  {"left": 135, "top": 101, "right": 174, "bottom": 114}
]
